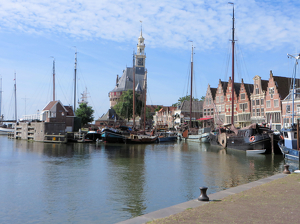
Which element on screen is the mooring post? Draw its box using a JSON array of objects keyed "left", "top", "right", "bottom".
[
  {"left": 198, "top": 187, "right": 209, "bottom": 201},
  {"left": 283, "top": 164, "right": 291, "bottom": 174},
  {"left": 271, "top": 133, "right": 274, "bottom": 154}
]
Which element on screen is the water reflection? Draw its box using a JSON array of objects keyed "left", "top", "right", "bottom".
[{"left": 0, "top": 137, "right": 290, "bottom": 224}]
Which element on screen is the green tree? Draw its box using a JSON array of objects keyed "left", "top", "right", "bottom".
[
  {"left": 155, "top": 105, "right": 162, "bottom": 112},
  {"left": 200, "top": 96, "right": 205, "bottom": 101},
  {"left": 114, "top": 90, "right": 143, "bottom": 121},
  {"left": 75, "top": 102, "right": 94, "bottom": 127},
  {"left": 172, "top": 95, "right": 200, "bottom": 107}
]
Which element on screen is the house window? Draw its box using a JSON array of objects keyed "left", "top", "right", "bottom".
[
  {"left": 269, "top": 87, "right": 274, "bottom": 99},
  {"left": 266, "top": 101, "right": 271, "bottom": 108},
  {"left": 252, "top": 100, "right": 255, "bottom": 106},
  {"left": 221, "top": 105, "right": 225, "bottom": 112},
  {"left": 261, "top": 98, "right": 264, "bottom": 105},
  {"left": 255, "top": 88, "right": 259, "bottom": 94},
  {"left": 204, "top": 109, "right": 206, "bottom": 116},
  {"left": 221, "top": 96, "right": 224, "bottom": 102},
  {"left": 241, "top": 93, "right": 245, "bottom": 100},
  {"left": 211, "top": 109, "right": 214, "bottom": 115},
  {"left": 218, "top": 87, "right": 222, "bottom": 93},
  {"left": 207, "top": 109, "right": 210, "bottom": 115},
  {"left": 287, "top": 105, "right": 290, "bottom": 113},
  {"left": 257, "top": 109, "right": 260, "bottom": 116},
  {"left": 297, "top": 104, "right": 300, "bottom": 113},
  {"left": 253, "top": 109, "right": 255, "bottom": 116},
  {"left": 256, "top": 99, "right": 260, "bottom": 105},
  {"left": 274, "top": 99, "right": 279, "bottom": 107},
  {"left": 216, "top": 96, "right": 219, "bottom": 103},
  {"left": 209, "top": 98, "right": 211, "bottom": 105},
  {"left": 261, "top": 108, "right": 264, "bottom": 116}
]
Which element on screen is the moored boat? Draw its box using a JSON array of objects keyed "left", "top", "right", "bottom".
[
  {"left": 278, "top": 53, "right": 300, "bottom": 161},
  {"left": 124, "top": 134, "right": 158, "bottom": 144},
  {"left": 101, "top": 128, "right": 128, "bottom": 143},
  {"left": 157, "top": 131, "right": 177, "bottom": 142}
]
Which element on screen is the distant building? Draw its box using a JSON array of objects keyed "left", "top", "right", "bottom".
[{"left": 109, "top": 27, "right": 147, "bottom": 108}]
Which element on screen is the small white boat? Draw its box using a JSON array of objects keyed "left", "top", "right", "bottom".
[{"left": 246, "top": 149, "right": 266, "bottom": 154}]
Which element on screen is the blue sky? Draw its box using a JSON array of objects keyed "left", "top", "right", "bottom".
[{"left": 1, "top": 0, "right": 300, "bottom": 120}]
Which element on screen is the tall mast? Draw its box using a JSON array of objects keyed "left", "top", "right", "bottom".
[
  {"left": 74, "top": 49, "right": 77, "bottom": 113},
  {"left": 189, "top": 44, "right": 194, "bottom": 129},
  {"left": 287, "top": 53, "right": 300, "bottom": 124},
  {"left": 229, "top": 2, "right": 235, "bottom": 125},
  {"left": 132, "top": 51, "right": 136, "bottom": 128},
  {"left": 14, "top": 72, "right": 17, "bottom": 122},
  {"left": 52, "top": 58, "right": 55, "bottom": 101},
  {"left": 0, "top": 76, "right": 2, "bottom": 120}
]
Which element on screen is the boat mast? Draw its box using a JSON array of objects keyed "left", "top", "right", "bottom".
[
  {"left": 287, "top": 53, "right": 300, "bottom": 125},
  {"left": 229, "top": 2, "right": 235, "bottom": 125},
  {"left": 190, "top": 43, "right": 194, "bottom": 129},
  {"left": 52, "top": 58, "right": 55, "bottom": 101},
  {"left": 132, "top": 51, "right": 136, "bottom": 128},
  {"left": 74, "top": 49, "right": 77, "bottom": 113},
  {"left": 0, "top": 76, "right": 2, "bottom": 120},
  {"left": 14, "top": 72, "right": 17, "bottom": 122}
]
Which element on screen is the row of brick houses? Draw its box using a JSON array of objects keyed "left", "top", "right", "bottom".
[
  {"left": 152, "top": 70, "right": 298, "bottom": 131},
  {"left": 203, "top": 70, "right": 299, "bottom": 131}
]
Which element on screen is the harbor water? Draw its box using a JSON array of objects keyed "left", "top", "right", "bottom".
[{"left": 0, "top": 136, "right": 291, "bottom": 223}]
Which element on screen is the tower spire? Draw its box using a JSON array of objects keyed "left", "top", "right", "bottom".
[{"left": 140, "top": 20, "right": 142, "bottom": 37}]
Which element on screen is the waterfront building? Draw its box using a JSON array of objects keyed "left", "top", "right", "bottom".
[
  {"left": 236, "top": 79, "right": 253, "bottom": 127},
  {"left": 202, "top": 84, "right": 216, "bottom": 127},
  {"left": 109, "top": 27, "right": 146, "bottom": 108},
  {"left": 224, "top": 77, "right": 239, "bottom": 125},
  {"left": 152, "top": 106, "right": 176, "bottom": 129},
  {"left": 250, "top": 75, "right": 269, "bottom": 125},
  {"left": 213, "top": 79, "right": 228, "bottom": 126},
  {"left": 265, "top": 71, "right": 295, "bottom": 131},
  {"left": 173, "top": 101, "right": 203, "bottom": 129}
]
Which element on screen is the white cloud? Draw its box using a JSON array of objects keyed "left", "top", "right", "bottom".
[{"left": 1, "top": 0, "right": 300, "bottom": 51}]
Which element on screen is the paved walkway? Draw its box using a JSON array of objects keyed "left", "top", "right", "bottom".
[{"left": 117, "top": 172, "right": 300, "bottom": 224}]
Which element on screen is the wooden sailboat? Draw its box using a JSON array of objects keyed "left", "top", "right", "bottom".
[{"left": 209, "top": 3, "right": 279, "bottom": 154}]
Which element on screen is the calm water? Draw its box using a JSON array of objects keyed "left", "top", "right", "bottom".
[{"left": 0, "top": 136, "right": 293, "bottom": 223}]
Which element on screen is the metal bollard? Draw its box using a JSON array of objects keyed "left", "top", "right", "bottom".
[
  {"left": 198, "top": 187, "right": 209, "bottom": 201},
  {"left": 283, "top": 164, "right": 291, "bottom": 174}
]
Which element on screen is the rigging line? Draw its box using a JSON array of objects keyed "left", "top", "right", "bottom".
[{"left": 28, "top": 72, "right": 52, "bottom": 112}]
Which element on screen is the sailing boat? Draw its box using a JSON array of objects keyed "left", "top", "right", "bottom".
[
  {"left": 278, "top": 53, "right": 300, "bottom": 161},
  {"left": 181, "top": 44, "right": 204, "bottom": 142},
  {"left": 209, "top": 3, "right": 278, "bottom": 154}
]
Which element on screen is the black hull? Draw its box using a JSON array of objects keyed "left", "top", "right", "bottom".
[
  {"left": 84, "top": 133, "right": 102, "bottom": 142},
  {"left": 209, "top": 131, "right": 281, "bottom": 154}
]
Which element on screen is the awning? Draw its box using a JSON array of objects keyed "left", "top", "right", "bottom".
[{"left": 197, "top": 117, "right": 213, "bottom": 121}]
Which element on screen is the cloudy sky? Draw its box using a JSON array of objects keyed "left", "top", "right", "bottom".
[{"left": 1, "top": 0, "right": 300, "bottom": 120}]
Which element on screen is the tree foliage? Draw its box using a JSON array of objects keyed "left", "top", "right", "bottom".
[
  {"left": 114, "top": 90, "right": 143, "bottom": 121},
  {"left": 155, "top": 105, "right": 162, "bottom": 112},
  {"left": 172, "top": 95, "right": 200, "bottom": 107},
  {"left": 75, "top": 102, "right": 94, "bottom": 127}
]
